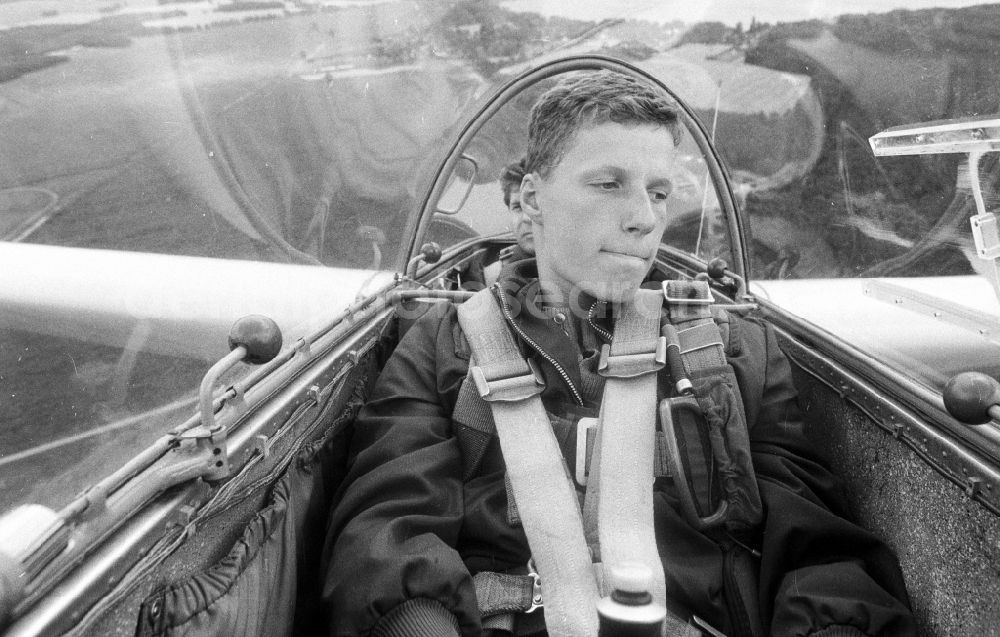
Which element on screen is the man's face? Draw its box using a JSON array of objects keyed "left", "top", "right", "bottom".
[
  {"left": 507, "top": 190, "right": 535, "bottom": 254},
  {"left": 521, "top": 122, "right": 675, "bottom": 303}
]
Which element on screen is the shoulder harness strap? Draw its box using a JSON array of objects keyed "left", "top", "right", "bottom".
[
  {"left": 460, "top": 287, "right": 701, "bottom": 637},
  {"left": 457, "top": 287, "right": 600, "bottom": 637},
  {"left": 581, "top": 289, "right": 698, "bottom": 637},
  {"left": 660, "top": 280, "right": 762, "bottom": 533}
]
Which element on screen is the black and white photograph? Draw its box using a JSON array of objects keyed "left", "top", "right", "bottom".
[{"left": 0, "top": 1, "right": 997, "bottom": 635}]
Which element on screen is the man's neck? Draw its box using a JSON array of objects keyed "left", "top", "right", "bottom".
[{"left": 534, "top": 277, "right": 604, "bottom": 322}]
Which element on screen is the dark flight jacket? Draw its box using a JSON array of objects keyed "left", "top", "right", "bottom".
[{"left": 320, "top": 261, "right": 916, "bottom": 637}]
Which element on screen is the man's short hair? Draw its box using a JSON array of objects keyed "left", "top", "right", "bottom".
[
  {"left": 526, "top": 70, "right": 682, "bottom": 179},
  {"left": 500, "top": 157, "right": 528, "bottom": 206}
]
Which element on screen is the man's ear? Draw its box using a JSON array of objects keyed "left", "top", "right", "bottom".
[{"left": 520, "top": 173, "right": 543, "bottom": 224}]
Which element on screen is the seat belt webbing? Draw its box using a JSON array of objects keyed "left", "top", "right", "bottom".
[
  {"left": 582, "top": 290, "right": 692, "bottom": 637},
  {"left": 662, "top": 280, "right": 758, "bottom": 536},
  {"left": 664, "top": 280, "right": 729, "bottom": 373},
  {"left": 473, "top": 571, "right": 536, "bottom": 617},
  {"left": 457, "top": 290, "right": 600, "bottom": 637}
]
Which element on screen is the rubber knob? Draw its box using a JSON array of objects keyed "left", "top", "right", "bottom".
[
  {"left": 943, "top": 371, "right": 1000, "bottom": 425},
  {"left": 228, "top": 315, "right": 282, "bottom": 365},
  {"left": 420, "top": 242, "right": 442, "bottom": 264},
  {"left": 707, "top": 258, "right": 728, "bottom": 280}
]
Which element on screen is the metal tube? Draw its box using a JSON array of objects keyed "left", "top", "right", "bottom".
[{"left": 198, "top": 346, "right": 247, "bottom": 431}]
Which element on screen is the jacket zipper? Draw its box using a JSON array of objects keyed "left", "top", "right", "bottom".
[
  {"left": 586, "top": 301, "right": 613, "bottom": 343},
  {"left": 493, "top": 284, "right": 585, "bottom": 406},
  {"left": 722, "top": 543, "right": 759, "bottom": 637}
]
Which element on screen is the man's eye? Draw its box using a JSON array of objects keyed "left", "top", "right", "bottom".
[
  {"left": 649, "top": 189, "right": 670, "bottom": 202},
  {"left": 596, "top": 181, "right": 619, "bottom": 191}
]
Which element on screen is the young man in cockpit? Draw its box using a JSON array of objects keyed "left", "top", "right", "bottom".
[{"left": 321, "top": 71, "right": 915, "bottom": 637}]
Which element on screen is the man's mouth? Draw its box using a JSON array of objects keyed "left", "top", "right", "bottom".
[{"left": 602, "top": 249, "right": 650, "bottom": 261}]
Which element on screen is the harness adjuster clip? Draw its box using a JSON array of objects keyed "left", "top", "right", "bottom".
[
  {"left": 662, "top": 280, "right": 714, "bottom": 305},
  {"left": 597, "top": 337, "right": 667, "bottom": 378},
  {"left": 471, "top": 358, "right": 545, "bottom": 403},
  {"left": 526, "top": 558, "right": 543, "bottom": 613}
]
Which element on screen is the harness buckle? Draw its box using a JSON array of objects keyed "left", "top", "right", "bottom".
[
  {"left": 471, "top": 358, "right": 545, "bottom": 403},
  {"left": 526, "top": 558, "right": 543, "bottom": 613},
  {"left": 597, "top": 337, "right": 667, "bottom": 378},
  {"left": 663, "top": 280, "right": 715, "bottom": 322},
  {"left": 575, "top": 417, "right": 599, "bottom": 486},
  {"left": 661, "top": 280, "right": 714, "bottom": 306}
]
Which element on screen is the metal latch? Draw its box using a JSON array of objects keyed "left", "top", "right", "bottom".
[
  {"left": 972, "top": 212, "right": 1000, "bottom": 259},
  {"left": 471, "top": 357, "right": 545, "bottom": 403},
  {"left": 526, "top": 558, "right": 543, "bottom": 613}
]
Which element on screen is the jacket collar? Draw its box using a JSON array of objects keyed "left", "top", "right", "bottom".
[
  {"left": 491, "top": 259, "right": 669, "bottom": 407},
  {"left": 493, "top": 259, "right": 588, "bottom": 405}
]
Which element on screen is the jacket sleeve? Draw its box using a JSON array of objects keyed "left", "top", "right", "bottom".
[
  {"left": 731, "top": 317, "right": 917, "bottom": 637},
  {"left": 320, "top": 304, "right": 480, "bottom": 636}
]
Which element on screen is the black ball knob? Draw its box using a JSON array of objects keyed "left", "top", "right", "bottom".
[
  {"left": 707, "top": 258, "right": 728, "bottom": 280},
  {"left": 420, "top": 242, "right": 442, "bottom": 264},
  {"left": 228, "top": 315, "right": 282, "bottom": 365},
  {"left": 943, "top": 371, "right": 1000, "bottom": 425}
]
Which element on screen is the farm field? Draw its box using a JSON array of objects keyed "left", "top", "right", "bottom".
[{"left": 0, "top": 3, "right": 484, "bottom": 512}]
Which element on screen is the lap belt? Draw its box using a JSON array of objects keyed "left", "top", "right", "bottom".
[
  {"left": 474, "top": 570, "right": 542, "bottom": 618},
  {"left": 473, "top": 570, "right": 724, "bottom": 636}
]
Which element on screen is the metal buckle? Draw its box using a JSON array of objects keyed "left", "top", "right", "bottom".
[
  {"left": 575, "top": 417, "right": 599, "bottom": 486},
  {"left": 471, "top": 358, "right": 545, "bottom": 402},
  {"left": 597, "top": 337, "right": 667, "bottom": 378},
  {"left": 662, "top": 280, "right": 714, "bottom": 305},
  {"left": 526, "top": 558, "right": 543, "bottom": 613}
]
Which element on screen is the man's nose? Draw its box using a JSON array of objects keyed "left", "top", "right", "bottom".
[{"left": 622, "top": 191, "right": 657, "bottom": 235}]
